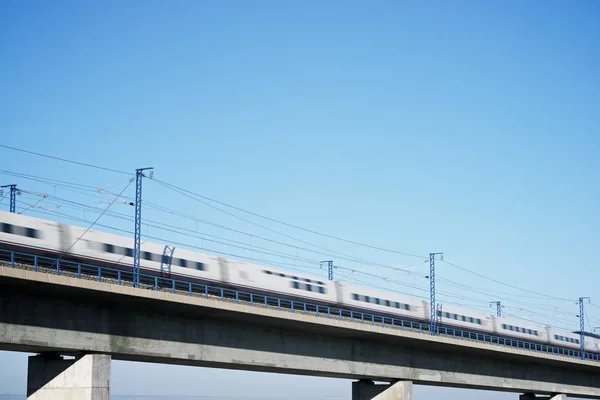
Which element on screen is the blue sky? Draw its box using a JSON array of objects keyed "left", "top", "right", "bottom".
[{"left": 1, "top": 0, "right": 599, "bottom": 398}]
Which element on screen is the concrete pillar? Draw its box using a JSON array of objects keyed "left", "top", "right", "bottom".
[
  {"left": 27, "top": 353, "right": 110, "bottom": 400},
  {"left": 520, "top": 394, "right": 566, "bottom": 400},
  {"left": 352, "top": 379, "right": 413, "bottom": 400}
]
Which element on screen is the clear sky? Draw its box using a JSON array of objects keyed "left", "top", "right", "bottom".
[{"left": 1, "top": 0, "right": 599, "bottom": 398}]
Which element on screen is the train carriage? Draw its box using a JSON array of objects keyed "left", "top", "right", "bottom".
[
  {"left": 336, "top": 281, "right": 427, "bottom": 321},
  {"left": 493, "top": 316, "right": 549, "bottom": 344},
  {"left": 226, "top": 259, "right": 338, "bottom": 304},
  {"left": 1, "top": 210, "right": 599, "bottom": 356},
  {"left": 431, "top": 303, "right": 495, "bottom": 334}
]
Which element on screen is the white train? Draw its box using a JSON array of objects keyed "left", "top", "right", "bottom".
[{"left": 0, "top": 210, "right": 597, "bottom": 356}]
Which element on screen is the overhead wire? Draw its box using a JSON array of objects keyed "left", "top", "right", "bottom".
[
  {"left": 48, "top": 179, "right": 134, "bottom": 268},
  {"left": 1, "top": 168, "right": 429, "bottom": 277},
  {"left": 441, "top": 259, "right": 576, "bottom": 302},
  {"left": 152, "top": 177, "right": 426, "bottom": 259},
  {"left": 0, "top": 144, "right": 132, "bottom": 176},
  {"left": 153, "top": 177, "right": 424, "bottom": 269}
]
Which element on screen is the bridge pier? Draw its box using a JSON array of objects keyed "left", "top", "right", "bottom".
[
  {"left": 520, "top": 394, "right": 566, "bottom": 400},
  {"left": 27, "top": 353, "right": 110, "bottom": 400},
  {"left": 352, "top": 379, "right": 413, "bottom": 400}
]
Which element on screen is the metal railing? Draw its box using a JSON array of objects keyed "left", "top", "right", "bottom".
[{"left": 1, "top": 247, "right": 598, "bottom": 363}]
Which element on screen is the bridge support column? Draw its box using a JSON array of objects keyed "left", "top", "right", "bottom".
[
  {"left": 27, "top": 353, "right": 110, "bottom": 400},
  {"left": 352, "top": 379, "right": 413, "bottom": 400},
  {"left": 519, "top": 394, "right": 566, "bottom": 400}
]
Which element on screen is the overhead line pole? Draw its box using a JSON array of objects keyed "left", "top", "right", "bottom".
[
  {"left": 321, "top": 260, "right": 333, "bottom": 281},
  {"left": 133, "top": 167, "right": 153, "bottom": 288},
  {"left": 1, "top": 184, "right": 18, "bottom": 213},
  {"left": 579, "top": 297, "right": 589, "bottom": 359},
  {"left": 491, "top": 301, "right": 502, "bottom": 317},
  {"left": 429, "top": 252, "right": 443, "bottom": 335}
]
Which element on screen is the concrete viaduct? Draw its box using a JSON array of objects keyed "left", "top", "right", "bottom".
[{"left": 1, "top": 266, "right": 599, "bottom": 400}]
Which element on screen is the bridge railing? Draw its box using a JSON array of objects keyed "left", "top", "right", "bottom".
[{"left": 0, "top": 247, "right": 597, "bottom": 363}]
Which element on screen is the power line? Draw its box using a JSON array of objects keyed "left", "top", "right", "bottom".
[
  {"left": 0, "top": 168, "right": 428, "bottom": 276},
  {"left": 441, "top": 259, "right": 576, "bottom": 303},
  {"left": 0, "top": 144, "right": 132, "bottom": 176},
  {"left": 152, "top": 177, "right": 426, "bottom": 258},
  {"left": 48, "top": 179, "right": 133, "bottom": 268}
]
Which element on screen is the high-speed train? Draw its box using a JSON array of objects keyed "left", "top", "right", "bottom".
[{"left": 1, "top": 210, "right": 598, "bottom": 356}]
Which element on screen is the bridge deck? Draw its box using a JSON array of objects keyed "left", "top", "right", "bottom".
[{"left": 1, "top": 265, "right": 600, "bottom": 398}]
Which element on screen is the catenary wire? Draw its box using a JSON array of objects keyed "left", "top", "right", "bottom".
[
  {"left": 0, "top": 144, "right": 132, "bottom": 176},
  {"left": 48, "top": 179, "right": 133, "bottom": 268},
  {"left": 152, "top": 177, "right": 426, "bottom": 258},
  {"left": 441, "top": 259, "right": 576, "bottom": 303}
]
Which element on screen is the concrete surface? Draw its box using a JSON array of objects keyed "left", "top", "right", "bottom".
[
  {"left": 1, "top": 266, "right": 600, "bottom": 399},
  {"left": 27, "top": 353, "right": 110, "bottom": 400},
  {"left": 353, "top": 380, "right": 413, "bottom": 400}
]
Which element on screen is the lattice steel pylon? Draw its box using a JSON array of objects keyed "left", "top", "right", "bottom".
[
  {"left": 579, "top": 297, "right": 589, "bottom": 359},
  {"left": 491, "top": 301, "right": 502, "bottom": 317},
  {"left": 429, "top": 252, "right": 443, "bottom": 334},
  {"left": 321, "top": 260, "right": 333, "bottom": 281},
  {"left": 1, "top": 184, "right": 17, "bottom": 213},
  {"left": 133, "top": 167, "right": 153, "bottom": 288}
]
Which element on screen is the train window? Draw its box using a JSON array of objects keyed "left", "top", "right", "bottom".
[
  {"left": 194, "top": 262, "right": 204, "bottom": 271},
  {"left": 179, "top": 259, "right": 187, "bottom": 268},
  {"left": 385, "top": 300, "right": 390, "bottom": 307},
  {"left": 352, "top": 293, "right": 359, "bottom": 300},
  {"left": 290, "top": 281, "right": 327, "bottom": 294},
  {"left": 1, "top": 223, "right": 13, "bottom": 234},
  {"left": 0, "top": 223, "right": 42, "bottom": 239},
  {"left": 263, "top": 270, "right": 272, "bottom": 275},
  {"left": 25, "top": 228, "right": 38, "bottom": 238},
  {"left": 305, "top": 278, "right": 312, "bottom": 283},
  {"left": 375, "top": 298, "right": 380, "bottom": 305},
  {"left": 104, "top": 244, "right": 114, "bottom": 253}
]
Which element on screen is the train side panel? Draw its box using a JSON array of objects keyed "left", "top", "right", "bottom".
[
  {"left": 432, "top": 303, "right": 494, "bottom": 334},
  {"left": 547, "top": 328, "right": 591, "bottom": 352},
  {"left": 0, "top": 211, "right": 62, "bottom": 254},
  {"left": 337, "top": 282, "right": 427, "bottom": 321},
  {"left": 226, "top": 260, "right": 338, "bottom": 303},
  {"left": 493, "top": 316, "right": 549, "bottom": 343},
  {"left": 68, "top": 225, "right": 223, "bottom": 283}
]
